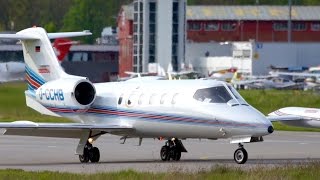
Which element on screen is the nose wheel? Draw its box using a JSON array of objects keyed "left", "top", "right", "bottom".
[
  {"left": 160, "top": 138, "right": 186, "bottom": 161},
  {"left": 233, "top": 143, "right": 248, "bottom": 164}
]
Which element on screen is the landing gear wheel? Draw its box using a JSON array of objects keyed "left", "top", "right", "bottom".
[
  {"left": 89, "top": 147, "right": 100, "bottom": 163},
  {"left": 234, "top": 148, "right": 248, "bottom": 164},
  {"left": 79, "top": 153, "right": 89, "bottom": 163},
  {"left": 160, "top": 146, "right": 169, "bottom": 161},
  {"left": 172, "top": 150, "right": 181, "bottom": 161}
]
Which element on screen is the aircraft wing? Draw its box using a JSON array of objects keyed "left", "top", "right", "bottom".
[
  {"left": 0, "top": 121, "right": 133, "bottom": 138},
  {"left": 275, "top": 72, "right": 320, "bottom": 77},
  {"left": 267, "top": 115, "right": 306, "bottom": 122}
]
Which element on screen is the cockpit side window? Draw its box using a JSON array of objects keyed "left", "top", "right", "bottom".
[{"left": 193, "top": 86, "right": 232, "bottom": 103}]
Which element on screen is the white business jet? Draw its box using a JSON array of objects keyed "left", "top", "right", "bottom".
[
  {"left": 268, "top": 107, "right": 320, "bottom": 128},
  {"left": 0, "top": 27, "right": 273, "bottom": 164}
]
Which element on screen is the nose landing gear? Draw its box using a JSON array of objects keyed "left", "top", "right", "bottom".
[
  {"left": 233, "top": 143, "right": 248, "bottom": 164},
  {"left": 160, "top": 138, "right": 187, "bottom": 161}
]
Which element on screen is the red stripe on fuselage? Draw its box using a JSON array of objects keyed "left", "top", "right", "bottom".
[{"left": 25, "top": 73, "right": 41, "bottom": 89}]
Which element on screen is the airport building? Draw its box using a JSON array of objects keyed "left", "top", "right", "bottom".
[
  {"left": 186, "top": 6, "right": 320, "bottom": 42},
  {"left": 118, "top": 5, "right": 320, "bottom": 76},
  {"left": 118, "top": 0, "right": 187, "bottom": 77}
]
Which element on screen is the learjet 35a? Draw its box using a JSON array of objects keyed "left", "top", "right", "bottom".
[{"left": 0, "top": 27, "right": 274, "bottom": 164}]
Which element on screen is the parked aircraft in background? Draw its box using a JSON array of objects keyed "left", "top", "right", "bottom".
[
  {"left": 0, "top": 61, "right": 25, "bottom": 82},
  {"left": 0, "top": 38, "right": 73, "bottom": 83},
  {"left": 231, "top": 73, "right": 302, "bottom": 90},
  {"left": 271, "top": 66, "right": 320, "bottom": 91},
  {"left": 53, "top": 38, "right": 77, "bottom": 62},
  {"left": 0, "top": 27, "right": 274, "bottom": 164},
  {"left": 208, "top": 67, "right": 237, "bottom": 82},
  {"left": 268, "top": 107, "right": 320, "bottom": 128}
]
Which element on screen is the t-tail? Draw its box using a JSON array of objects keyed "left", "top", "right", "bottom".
[{"left": 0, "top": 27, "right": 96, "bottom": 118}]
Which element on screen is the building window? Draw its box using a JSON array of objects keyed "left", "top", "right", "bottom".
[
  {"left": 133, "top": 35, "right": 138, "bottom": 44},
  {"left": 311, "top": 22, "right": 320, "bottom": 31},
  {"left": 172, "top": 34, "right": 178, "bottom": 43},
  {"left": 292, "top": 22, "right": 306, "bottom": 31},
  {"left": 150, "top": 13, "right": 156, "bottom": 23},
  {"left": 188, "top": 22, "right": 201, "bottom": 31},
  {"left": 149, "top": 35, "right": 155, "bottom": 44},
  {"left": 149, "top": 45, "right": 155, "bottom": 55},
  {"left": 173, "top": 2, "right": 179, "bottom": 12},
  {"left": 205, "top": 22, "right": 219, "bottom": 31},
  {"left": 273, "top": 22, "right": 288, "bottom": 31},
  {"left": 172, "top": 56, "right": 178, "bottom": 71},
  {"left": 134, "top": 2, "right": 138, "bottom": 11},
  {"left": 149, "top": 55, "right": 155, "bottom": 63},
  {"left": 133, "top": 24, "right": 138, "bottom": 33},
  {"left": 149, "top": 24, "right": 156, "bottom": 33},
  {"left": 150, "top": 2, "right": 156, "bottom": 12},
  {"left": 221, "top": 22, "right": 236, "bottom": 31}
]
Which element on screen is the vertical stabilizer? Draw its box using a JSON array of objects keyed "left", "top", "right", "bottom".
[
  {"left": 0, "top": 27, "right": 91, "bottom": 91},
  {"left": 18, "top": 27, "right": 69, "bottom": 84}
]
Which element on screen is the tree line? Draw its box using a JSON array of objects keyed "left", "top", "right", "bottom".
[{"left": 0, "top": 0, "right": 319, "bottom": 43}]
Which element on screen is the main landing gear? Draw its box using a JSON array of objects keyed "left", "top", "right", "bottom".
[
  {"left": 160, "top": 138, "right": 187, "bottom": 161},
  {"left": 233, "top": 143, "right": 248, "bottom": 164},
  {"left": 79, "top": 139, "right": 100, "bottom": 163}
]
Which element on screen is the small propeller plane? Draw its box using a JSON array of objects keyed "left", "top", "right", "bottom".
[{"left": 0, "top": 27, "right": 274, "bottom": 164}]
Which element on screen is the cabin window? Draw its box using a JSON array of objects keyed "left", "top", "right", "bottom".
[
  {"left": 138, "top": 94, "right": 145, "bottom": 105},
  {"left": 171, "top": 93, "right": 179, "bottom": 104},
  {"left": 160, "top": 93, "right": 167, "bottom": 104},
  {"left": 193, "top": 86, "right": 232, "bottom": 103},
  {"left": 149, "top": 93, "right": 157, "bottom": 105},
  {"left": 118, "top": 94, "right": 123, "bottom": 105}
]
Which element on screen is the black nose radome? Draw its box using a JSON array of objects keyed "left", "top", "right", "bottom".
[{"left": 268, "top": 126, "right": 274, "bottom": 134}]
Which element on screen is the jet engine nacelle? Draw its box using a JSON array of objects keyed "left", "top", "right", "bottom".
[{"left": 36, "top": 78, "right": 96, "bottom": 110}]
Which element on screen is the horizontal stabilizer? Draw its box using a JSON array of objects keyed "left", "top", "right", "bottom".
[
  {"left": 0, "top": 34, "right": 39, "bottom": 40},
  {"left": 48, "top": 30, "right": 92, "bottom": 39}
]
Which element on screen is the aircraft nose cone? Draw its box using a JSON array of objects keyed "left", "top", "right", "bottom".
[{"left": 268, "top": 126, "right": 274, "bottom": 134}]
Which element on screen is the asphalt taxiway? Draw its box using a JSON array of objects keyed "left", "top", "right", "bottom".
[{"left": 0, "top": 131, "right": 319, "bottom": 173}]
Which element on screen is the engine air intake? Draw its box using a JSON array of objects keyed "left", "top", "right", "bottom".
[{"left": 74, "top": 81, "right": 95, "bottom": 106}]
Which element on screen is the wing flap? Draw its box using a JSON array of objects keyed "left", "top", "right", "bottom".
[{"left": 0, "top": 121, "right": 133, "bottom": 138}]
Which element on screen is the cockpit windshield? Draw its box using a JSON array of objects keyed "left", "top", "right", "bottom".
[
  {"left": 227, "top": 85, "right": 247, "bottom": 104},
  {"left": 193, "top": 86, "right": 233, "bottom": 103}
]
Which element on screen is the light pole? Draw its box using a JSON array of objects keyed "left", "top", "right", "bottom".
[{"left": 288, "top": 0, "right": 292, "bottom": 43}]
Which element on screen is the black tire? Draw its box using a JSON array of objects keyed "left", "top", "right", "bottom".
[
  {"left": 234, "top": 148, "right": 248, "bottom": 164},
  {"left": 160, "top": 146, "right": 169, "bottom": 161},
  {"left": 89, "top": 147, "right": 100, "bottom": 163},
  {"left": 172, "top": 150, "right": 181, "bottom": 161},
  {"left": 79, "top": 154, "right": 89, "bottom": 163}
]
